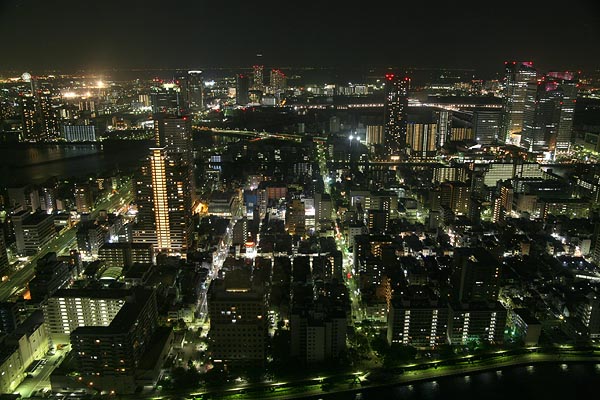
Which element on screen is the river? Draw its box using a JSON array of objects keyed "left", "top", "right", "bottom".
[
  {"left": 315, "top": 363, "right": 600, "bottom": 400},
  {"left": 0, "top": 140, "right": 152, "bottom": 187}
]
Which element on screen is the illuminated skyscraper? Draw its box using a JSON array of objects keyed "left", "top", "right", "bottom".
[
  {"left": 252, "top": 65, "right": 264, "bottom": 91},
  {"left": 134, "top": 147, "right": 193, "bottom": 256},
  {"left": 383, "top": 73, "right": 409, "bottom": 158},
  {"left": 20, "top": 88, "right": 59, "bottom": 142},
  {"left": 150, "top": 82, "right": 183, "bottom": 115},
  {"left": 188, "top": 70, "right": 204, "bottom": 111},
  {"left": 269, "top": 69, "right": 286, "bottom": 94},
  {"left": 153, "top": 114, "right": 194, "bottom": 163},
  {"left": 175, "top": 70, "right": 204, "bottom": 112},
  {"left": 133, "top": 116, "right": 194, "bottom": 256},
  {"left": 500, "top": 61, "right": 537, "bottom": 144},
  {"left": 547, "top": 71, "right": 577, "bottom": 153},
  {"left": 521, "top": 71, "right": 578, "bottom": 153}
]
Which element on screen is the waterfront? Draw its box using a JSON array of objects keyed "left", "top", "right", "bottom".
[
  {"left": 316, "top": 363, "right": 600, "bottom": 400},
  {"left": 0, "top": 140, "right": 152, "bottom": 186}
]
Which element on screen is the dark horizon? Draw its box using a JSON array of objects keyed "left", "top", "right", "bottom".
[{"left": 1, "top": 0, "right": 599, "bottom": 79}]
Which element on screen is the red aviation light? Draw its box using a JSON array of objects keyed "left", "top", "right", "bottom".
[{"left": 385, "top": 73, "right": 395, "bottom": 81}]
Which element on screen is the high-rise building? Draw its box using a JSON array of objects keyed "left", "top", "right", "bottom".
[
  {"left": 187, "top": 70, "right": 204, "bottom": 111},
  {"left": 522, "top": 71, "right": 578, "bottom": 153},
  {"left": 134, "top": 113, "right": 194, "bottom": 256},
  {"left": 383, "top": 73, "right": 409, "bottom": 158},
  {"left": 269, "top": 69, "right": 286, "bottom": 94},
  {"left": 20, "top": 85, "right": 59, "bottom": 142},
  {"left": 252, "top": 65, "right": 264, "bottom": 91},
  {"left": 548, "top": 71, "right": 577, "bottom": 153},
  {"left": 236, "top": 74, "right": 250, "bottom": 105},
  {"left": 150, "top": 83, "right": 183, "bottom": 115},
  {"left": 436, "top": 109, "right": 451, "bottom": 148},
  {"left": 21, "top": 93, "right": 40, "bottom": 142},
  {"left": 500, "top": 61, "right": 537, "bottom": 144},
  {"left": 0, "top": 302, "right": 20, "bottom": 334},
  {"left": 153, "top": 114, "right": 193, "bottom": 163},
  {"left": 175, "top": 70, "right": 204, "bottom": 112},
  {"left": 134, "top": 147, "right": 193, "bottom": 256}
]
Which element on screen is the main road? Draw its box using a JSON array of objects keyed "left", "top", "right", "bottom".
[{"left": 0, "top": 182, "right": 133, "bottom": 301}]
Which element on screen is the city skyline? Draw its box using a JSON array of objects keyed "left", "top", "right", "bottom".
[
  {"left": 2, "top": 2, "right": 600, "bottom": 398},
  {"left": 0, "top": 1, "right": 599, "bottom": 76}
]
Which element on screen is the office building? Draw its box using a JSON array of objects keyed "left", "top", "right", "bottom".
[
  {"left": 472, "top": 109, "right": 501, "bottom": 145},
  {"left": 549, "top": 71, "right": 577, "bottom": 153},
  {"left": 187, "top": 70, "right": 204, "bottom": 111},
  {"left": 383, "top": 73, "right": 409, "bottom": 158},
  {"left": 150, "top": 83, "right": 183, "bottom": 115},
  {"left": 0, "top": 302, "right": 20, "bottom": 334},
  {"left": 175, "top": 70, "right": 204, "bottom": 112},
  {"left": 500, "top": 61, "right": 537, "bottom": 144},
  {"left": 522, "top": 71, "right": 578, "bottom": 153},
  {"left": 286, "top": 198, "right": 306, "bottom": 236},
  {"left": 509, "top": 308, "right": 542, "bottom": 346},
  {"left": 12, "top": 210, "right": 56, "bottom": 256}
]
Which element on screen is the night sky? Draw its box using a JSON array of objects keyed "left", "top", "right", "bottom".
[{"left": 1, "top": 0, "right": 599, "bottom": 77}]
